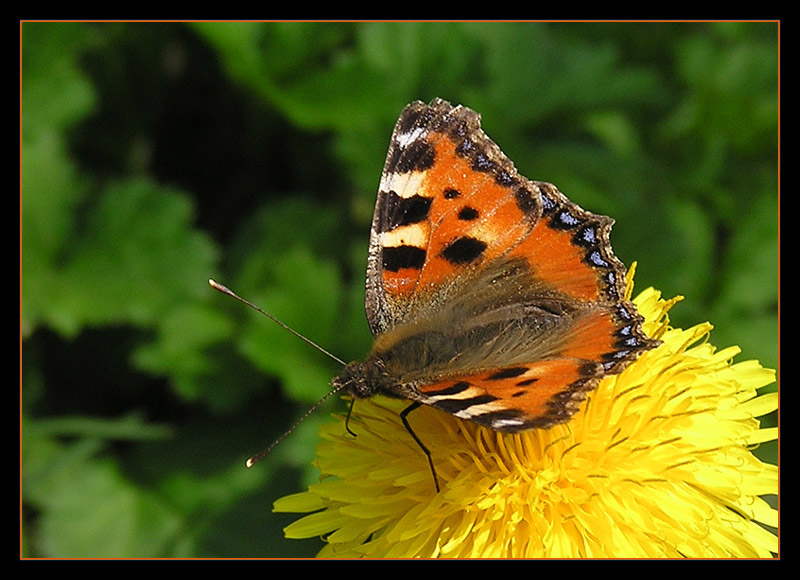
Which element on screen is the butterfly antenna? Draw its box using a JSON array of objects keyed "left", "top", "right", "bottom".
[
  {"left": 244, "top": 381, "right": 351, "bottom": 468},
  {"left": 209, "top": 279, "right": 347, "bottom": 366},
  {"left": 209, "top": 279, "right": 353, "bottom": 468}
]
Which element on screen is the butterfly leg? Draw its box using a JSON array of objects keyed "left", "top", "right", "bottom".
[
  {"left": 345, "top": 398, "right": 357, "bottom": 437},
  {"left": 400, "top": 402, "right": 440, "bottom": 493}
]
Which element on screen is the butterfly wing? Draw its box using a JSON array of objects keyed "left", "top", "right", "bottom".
[
  {"left": 410, "top": 305, "right": 638, "bottom": 431},
  {"left": 366, "top": 99, "right": 542, "bottom": 336},
  {"left": 360, "top": 98, "right": 657, "bottom": 430}
]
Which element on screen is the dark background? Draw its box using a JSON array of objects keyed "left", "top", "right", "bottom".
[{"left": 21, "top": 21, "right": 779, "bottom": 557}]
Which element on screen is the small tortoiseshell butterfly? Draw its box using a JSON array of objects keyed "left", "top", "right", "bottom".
[
  {"left": 332, "top": 98, "right": 658, "bottom": 488},
  {"left": 215, "top": 98, "right": 659, "bottom": 492}
]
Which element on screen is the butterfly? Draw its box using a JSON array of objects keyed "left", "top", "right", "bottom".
[
  {"left": 215, "top": 98, "right": 658, "bottom": 492},
  {"left": 330, "top": 99, "right": 658, "bottom": 490}
]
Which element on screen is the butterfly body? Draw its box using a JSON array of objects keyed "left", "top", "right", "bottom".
[{"left": 333, "top": 98, "right": 658, "bottom": 435}]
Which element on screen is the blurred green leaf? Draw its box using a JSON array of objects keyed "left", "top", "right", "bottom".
[
  {"left": 23, "top": 178, "right": 218, "bottom": 337},
  {"left": 21, "top": 132, "right": 89, "bottom": 336},
  {"left": 720, "top": 193, "right": 779, "bottom": 312},
  {"left": 238, "top": 244, "right": 343, "bottom": 403},
  {"left": 33, "top": 413, "right": 174, "bottom": 441},
  {"left": 21, "top": 22, "right": 96, "bottom": 135},
  {"left": 21, "top": 23, "right": 97, "bottom": 335},
  {"left": 584, "top": 111, "right": 642, "bottom": 158},
  {"left": 22, "top": 418, "right": 186, "bottom": 557},
  {"left": 132, "top": 303, "right": 234, "bottom": 394},
  {"left": 671, "top": 27, "right": 778, "bottom": 154}
]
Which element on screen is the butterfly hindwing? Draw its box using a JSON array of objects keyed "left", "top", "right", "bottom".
[{"left": 417, "top": 359, "right": 596, "bottom": 432}]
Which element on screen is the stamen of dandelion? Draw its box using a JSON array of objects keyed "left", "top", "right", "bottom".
[
  {"left": 542, "top": 433, "right": 572, "bottom": 455},
  {"left": 667, "top": 386, "right": 692, "bottom": 400},
  {"left": 665, "top": 459, "right": 696, "bottom": 471},
  {"left": 605, "top": 436, "right": 629, "bottom": 451},
  {"left": 493, "top": 435, "right": 514, "bottom": 477},
  {"left": 652, "top": 436, "right": 682, "bottom": 448}
]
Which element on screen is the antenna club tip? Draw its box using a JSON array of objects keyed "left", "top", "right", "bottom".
[
  {"left": 245, "top": 458, "right": 256, "bottom": 468},
  {"left": 209, "top": 279, "right": 235, "bottom": 297}
]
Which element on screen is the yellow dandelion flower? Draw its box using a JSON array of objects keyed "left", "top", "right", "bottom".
[{"left": 274, "top": 282, "right": 778, "bottom": 558}]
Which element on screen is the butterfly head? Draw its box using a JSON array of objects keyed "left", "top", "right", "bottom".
[{"left": 331, "top": 359, "right": 389, "bottom": 400}]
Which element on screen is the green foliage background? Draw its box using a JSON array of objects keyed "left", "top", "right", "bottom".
[{"left": 21, "top": 22, "right": 779, "bottom": 558}]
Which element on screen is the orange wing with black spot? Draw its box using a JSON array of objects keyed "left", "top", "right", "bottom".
[{"left": 343, "top": 98, "right": 657, "bottom": 432}]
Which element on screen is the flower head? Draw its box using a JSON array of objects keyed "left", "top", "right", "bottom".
[{"left": 274, "top": 282, "right": 778, "bottom": 558}]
